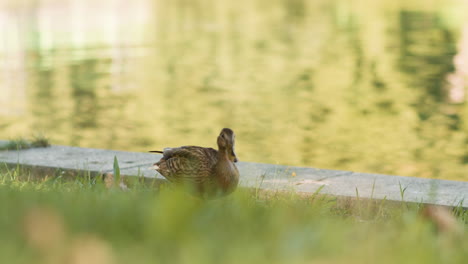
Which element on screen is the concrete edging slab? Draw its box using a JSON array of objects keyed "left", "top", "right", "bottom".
[{"left": 0, "top": 141, "right": 466, "bottom": 208}]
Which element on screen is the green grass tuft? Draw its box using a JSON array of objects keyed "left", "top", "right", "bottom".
[
  {"left": 30, "top": 135, "right": 51, "bottom": 148},
  {"left": 0, "top": 135, "right": 50, "bottom": 151}
]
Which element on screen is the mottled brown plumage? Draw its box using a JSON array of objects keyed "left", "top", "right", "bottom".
[{"left": 150, "top": 128, "right": 239, "bottom": 198}]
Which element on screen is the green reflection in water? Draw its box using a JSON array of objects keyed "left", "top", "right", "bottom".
[{"left": 0, "top": 0, "right": 467, "bottom": 181}]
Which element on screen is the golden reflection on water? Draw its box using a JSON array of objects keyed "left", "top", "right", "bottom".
[{"left": 1, "top": 0, "right": 467, "bottom": 181}]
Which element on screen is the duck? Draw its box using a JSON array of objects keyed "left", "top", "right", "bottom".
[{"left": 150, "top": 128, "right": 239, "bottom": 198}]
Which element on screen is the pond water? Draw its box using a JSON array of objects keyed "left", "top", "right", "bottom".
[{"left": 1, "top": 0, "right": 467, "bottom": 181}]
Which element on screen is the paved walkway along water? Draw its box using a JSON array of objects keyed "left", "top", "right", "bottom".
[{"left": 0, "top": 140, "right": 467, "bottom": 208}]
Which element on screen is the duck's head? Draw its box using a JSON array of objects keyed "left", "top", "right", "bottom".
[{"left": 217, "top": 128, "right": 238, "bottom": 162}]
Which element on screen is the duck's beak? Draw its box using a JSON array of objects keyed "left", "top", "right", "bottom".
[{"left": 231, "top": 148, "right": 238, "bottom": 163}]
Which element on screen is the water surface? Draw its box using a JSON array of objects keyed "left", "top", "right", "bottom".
[{"left": 1, "top": 0, "right": 467, "bottom": 180}]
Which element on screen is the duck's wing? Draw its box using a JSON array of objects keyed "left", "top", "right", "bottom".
[
  {"left": 155, "top": 146, "right": 218, "bottom": 182},
  {"left": 161, "top": 146, "right": 216, "bottom": 161}
]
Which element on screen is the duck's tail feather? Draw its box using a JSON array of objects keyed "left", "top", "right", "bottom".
[
  {"left": 149, "top": 150, "right": 163, "bottom": 153},
  {"left": 149, "top": 164, "right": 160, "bottom": 170}
]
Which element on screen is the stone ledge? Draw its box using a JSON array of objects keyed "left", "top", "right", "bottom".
[{"left": 0, "top": 141, "right": 466, "bottom": 208}]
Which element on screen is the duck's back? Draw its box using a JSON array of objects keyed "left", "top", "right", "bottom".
[{"left": 155, "top": 146, "right": 218, "bottom": 183}]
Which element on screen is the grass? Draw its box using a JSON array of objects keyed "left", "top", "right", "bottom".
[
  {"left": 0, "top": 135, "right": 50, "bottom": 151},
  {"left": 0, "top": 168, "right": 467, "bottom": 264}
]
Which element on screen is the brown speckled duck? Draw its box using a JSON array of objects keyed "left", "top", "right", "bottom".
[{"left": 150, "top": 128, "right": 239, "bottom": 198}]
